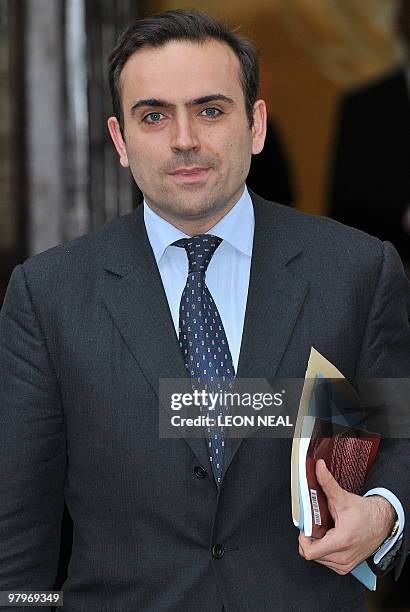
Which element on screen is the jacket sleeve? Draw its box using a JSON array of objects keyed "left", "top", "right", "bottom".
[
  {"left": 0, "top": 264, "right": 65, "bottom": 608},
  {"left": 356, "top": 242, "right": 410, "bottom": 579}
]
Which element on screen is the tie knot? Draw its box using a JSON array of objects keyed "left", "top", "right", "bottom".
[{"left": 173, "top": 234, "right": 222, "bottom": 273}]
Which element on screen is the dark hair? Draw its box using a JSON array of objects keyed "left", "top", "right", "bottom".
[{"left": 108, "top": 9, "right": 259, "bottom": 133}]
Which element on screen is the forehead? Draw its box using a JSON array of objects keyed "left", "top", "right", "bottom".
[{"left": 119, "top": 39, "right": 243, "bottom": 103}]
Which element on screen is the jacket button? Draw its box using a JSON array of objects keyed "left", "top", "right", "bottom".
[
  {"left": 194, "top": 466, "right": 207, "bottom": 479},
  {"left": 212, "top": 544, "right": 225, "bottom": 559}
]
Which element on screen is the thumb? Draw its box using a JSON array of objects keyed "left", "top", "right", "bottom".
[{"left": 315, "top": 459, "right": 343, "bottom": 504}]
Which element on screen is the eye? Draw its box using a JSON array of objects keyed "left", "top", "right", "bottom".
[
  {"left": 143, "top": 112, "right": 165, "bottom": 124},
  {"left": 200, "top": 107, "right": 222, "bottom": 119}
]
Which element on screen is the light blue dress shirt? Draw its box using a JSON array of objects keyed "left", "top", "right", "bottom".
[
  {"left": 143, "top": 183, "right": 403, "bottom": 563},
  {"left": 143, "top": 185, "right": 253, "bottom": 372}
]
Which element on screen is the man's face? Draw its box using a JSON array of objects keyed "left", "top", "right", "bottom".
[{"left": 108, "top": 39, "right": 266, "bottom": 228}]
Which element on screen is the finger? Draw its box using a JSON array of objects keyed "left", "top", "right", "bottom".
[
  {"left": 314, "top": 559, "right": 351, "bottom": 576},
  {"left": 299, "top": 528, "right": 346, "bottom": 560},
  {"left": 299, "top": 537, "right": 354, "bottom": 574},
  {"left": 299, "top": 532, "right": 314, "bottom": 547},
  {"left": 315, "top": 459, "right": 344, "bottom": 505},
  {"left": 299, "top": 542, "right": 353, "bottom": 574},
  {"left": 298, "top": 537, "right": 331, "bottom": 562},
  {"left": 298, "top": 532, "right": 316, "bottom": 555},
  {"left": 308, "top": 551, "right": 355, "bottom": 565}
]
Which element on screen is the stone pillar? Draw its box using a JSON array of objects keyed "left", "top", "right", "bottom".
[{"left": 25, "top": 0, "right": 65, "bottom": 255}]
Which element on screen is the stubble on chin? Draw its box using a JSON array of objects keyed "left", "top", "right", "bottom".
[{"left": 149, "top": 191, "right": 223, "bottom": 222}]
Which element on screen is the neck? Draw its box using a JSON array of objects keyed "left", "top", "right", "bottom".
[
  {"left": 145, "top": 186, "right": 244, "bottom": 236},
  {"left": 170, "top": 210, "right": 231, "bottom": 236}
]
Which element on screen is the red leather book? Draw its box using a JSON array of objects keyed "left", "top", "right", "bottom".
[{"left": 305, "top": 417, "right": 381, "bottom": 538}]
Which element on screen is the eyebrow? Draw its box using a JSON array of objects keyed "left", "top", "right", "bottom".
[{"left": 130, "top": 93, "right": 235, "bottom": 114}]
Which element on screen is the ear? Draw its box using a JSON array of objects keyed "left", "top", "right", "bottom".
[
  {"left": 251, "top": 99, "right": 267, "bottom": 155},
  {"left": 107, "top": 116, "right": 130, "bottom": 168}
]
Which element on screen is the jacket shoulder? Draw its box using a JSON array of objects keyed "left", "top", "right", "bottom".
[
  {"left": 21, "top": 209, "right": 139, "bottom": 277},
  {"left": 254, "top": 195, "right": 384, "bottom": 261}
]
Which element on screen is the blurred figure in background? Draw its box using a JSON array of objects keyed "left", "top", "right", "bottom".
[
  {"left": 247, "top": 117, "right": 295, "bottom": 205},
  {"left": 328, "top": 0, "right": 410, "bottom": 269}
]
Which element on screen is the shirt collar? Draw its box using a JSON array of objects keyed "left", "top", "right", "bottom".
[{"left": 143, "top": 184, "right": 254, "bottom": 264}]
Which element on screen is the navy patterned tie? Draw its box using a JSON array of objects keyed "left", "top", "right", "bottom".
[{"left": 173, "top": 235, "right": 236, "bottom": 486}]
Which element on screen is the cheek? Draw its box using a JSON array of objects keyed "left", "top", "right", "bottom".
[
  {"left": 223, "top": 131, "right": 253, "bottom": 168},
  {"left": 127, "top": 142, "right": 162, "bottom": 176},
  {"left": 124, "top": 127, "right": 159, "bottom": 160}
]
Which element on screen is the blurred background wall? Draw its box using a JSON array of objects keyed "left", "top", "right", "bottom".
[
  {"left": 0, "top": 1, "right": 409, "bottom": 608},
  {"left": 1, "top": 0, "right": 408, "bottom": 303}
]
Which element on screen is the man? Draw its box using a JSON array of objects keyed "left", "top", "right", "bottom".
[
  {"left": 0, "top": 9, "right": 409, "bottom": 612},
  {"left": 329, "top": 0, "right": 410, "bottom": 268}
]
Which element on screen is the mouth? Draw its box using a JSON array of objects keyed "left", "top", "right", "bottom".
[{"left": 168, "top": 167, "right": 210, "bottom": 183}]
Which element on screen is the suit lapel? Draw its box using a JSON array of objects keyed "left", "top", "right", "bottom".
[
  {"left": 222, "top": 193, "right": 309, "bottom": 479},
  {"left": 101, "top": 206, "right": 211, "bottom": 471}
]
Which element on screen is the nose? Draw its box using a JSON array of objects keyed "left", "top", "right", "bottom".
[{"left": 170, "top": 112, "right": 200, "bottom": 152}]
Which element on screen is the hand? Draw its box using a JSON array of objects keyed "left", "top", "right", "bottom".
[{"left": 298, "top": 459, "right": 397, "bottom": 575}]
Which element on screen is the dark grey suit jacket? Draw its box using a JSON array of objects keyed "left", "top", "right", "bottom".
[{"left": 0, "top": 192, "right": 409, "bottom": 611}]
